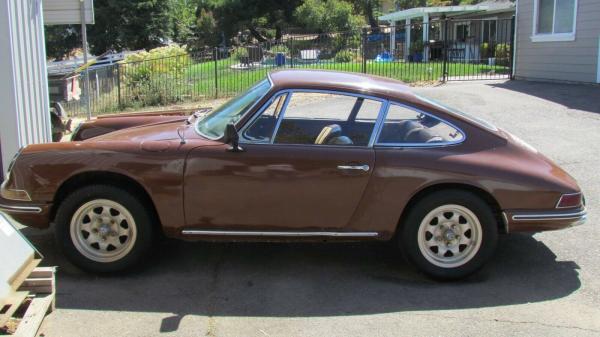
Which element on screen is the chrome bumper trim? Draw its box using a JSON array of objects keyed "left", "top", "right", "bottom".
[
  {"left": 0, "top": 204, "right": 43, "bottom": 214},
  {"left": 511, "top": 209, "right": 587, "bottom": 223},
  {"left": 181, "top": 230, "right": 379, "bottom": 237}
]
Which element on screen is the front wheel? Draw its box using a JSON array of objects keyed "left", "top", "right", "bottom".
[
  {"left": 400, "top": 190, "right": 498, "bottom": 280},
  {"left": 54, "top": 185, "right": 155, "bottom": 273}
]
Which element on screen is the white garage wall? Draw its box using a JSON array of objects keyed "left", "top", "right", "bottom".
[{"left": 0, "top": 0, "right": 51, "bottom": 174}]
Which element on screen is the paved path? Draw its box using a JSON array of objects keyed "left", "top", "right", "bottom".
[{"left": 30, "top": 79, "right": 600, "bottom": 337}]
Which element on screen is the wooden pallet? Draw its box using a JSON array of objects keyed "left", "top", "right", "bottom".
[{"left": 0, "top": 265, "right": 56, "bottom": 337}]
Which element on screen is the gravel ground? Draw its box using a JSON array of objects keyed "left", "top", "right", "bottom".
[{"left": 24, "top": 79, "right": 600, "bottom": 337}]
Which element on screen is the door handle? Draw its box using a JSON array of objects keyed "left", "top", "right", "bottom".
[{"left": 337, "top": 164, "right": 370, "bottom": 172}]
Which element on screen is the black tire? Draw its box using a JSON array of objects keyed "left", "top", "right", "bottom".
[
  {"left": 54, "top": 185, "right": 155, "bottom": 273},
  {"left": 400, "top": 190, "right": 498, "bottom": 280}
]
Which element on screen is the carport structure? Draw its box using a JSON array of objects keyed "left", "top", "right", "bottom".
[
  {"left": 378, "top": 1, "right": 514, "bottom": 62},
  {"left": 0, "top": 0, "right": 93, "bottom": 175}
]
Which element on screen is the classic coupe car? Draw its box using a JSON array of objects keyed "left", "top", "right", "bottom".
[{"left": 0, "top": 70, "right": 586, "bottom": 279}]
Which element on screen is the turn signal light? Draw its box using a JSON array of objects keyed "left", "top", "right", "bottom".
[{"left": 556, "top": 193, "right": 582, "bottom": 209}]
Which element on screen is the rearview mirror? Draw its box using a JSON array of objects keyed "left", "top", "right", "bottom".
[{"left": 225, "top": 123, "right": 244, "bottom": 153}]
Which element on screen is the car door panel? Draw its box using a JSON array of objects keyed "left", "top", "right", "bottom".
[{"left": 183, "top": 143, "right": 375, "bottom": 230}]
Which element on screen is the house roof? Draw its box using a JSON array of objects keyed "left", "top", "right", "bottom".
[{"left": 379, "top": 1, "right": 514, "bottom": 22}]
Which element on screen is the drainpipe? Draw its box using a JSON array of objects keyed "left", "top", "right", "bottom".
[
  {"left": 423, "top": 14, "right": 430, "bottom": 62},
  {"left": 405, "top": 18, "right": 411, "bottom": 61},
  {"left": 390, "top": 21, "right": 396, "bottom": 58}
]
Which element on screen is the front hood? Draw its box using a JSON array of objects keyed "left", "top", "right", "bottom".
[{"left": 90, "top": 119, "right": 187, "bottom": 142}]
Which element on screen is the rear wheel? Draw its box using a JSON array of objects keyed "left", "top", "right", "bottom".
[
  {"left": 400, "top": 190, "right": 498, "bottom": 280},
  {"left": 55, "top": 185, "right": 154, "bottom": 273}
]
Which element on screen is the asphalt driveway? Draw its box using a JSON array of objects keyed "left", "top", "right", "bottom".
[{"left": 26, "top": 79, "right": 600, "bottom": 337}]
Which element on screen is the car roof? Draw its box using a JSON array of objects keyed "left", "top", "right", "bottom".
[{"left": 268, "top": 69, "right": 416, "bottom": 102}]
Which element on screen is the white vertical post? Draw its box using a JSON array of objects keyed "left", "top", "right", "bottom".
[
  {"left": 81, "top": 0, "right": 91, "bottom": 120},
  {"left": 390, "top": 22, "right": 396, "bottom": 58},
  {"left": 423, "top": 14, "right": 430, "bottom": 62},
  {"left": 405, "top": 18, "right": 411, "bottom": 61},
  {"left": 0, "top": 0, "right": 51, "bottom": 175},
  {"left": 597, "top": 36, "right": 600, "bottom": 83}
]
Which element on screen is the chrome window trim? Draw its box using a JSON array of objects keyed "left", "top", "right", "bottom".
[
  {"left": 239, "top": 88, "right": 388, "bottom": 148},
  {"left": 511, "top": 209, "right": 587, "bottom": 221},
  {"left": 374, "top": 101, "right": 467, "bottom": 148},
  {"left": 194, "top": 76, "right": 274, "bottom": 140},
  {"left": 239, "top": 90, "right": 291, "bottom": 144},
  {"left": 181, "top": 229, "right": 379, "bottom": 237},
  {"left": 0, "top": 204, "right": 42, "bottom": 214}
]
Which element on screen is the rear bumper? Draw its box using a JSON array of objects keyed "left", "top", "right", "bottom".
[
  {"left": 0, "top": 198, "right": 51, "bottom": 229},
  {"left": 503, "top": 207, "right": 587, "bottom": 232}
]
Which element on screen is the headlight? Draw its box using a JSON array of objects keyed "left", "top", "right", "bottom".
[
  {"left": 6, "top": 147, "right": 23, "bottom": 174},
  {"left": 1, "top": 148, "right": 31, "bottom": 201}
]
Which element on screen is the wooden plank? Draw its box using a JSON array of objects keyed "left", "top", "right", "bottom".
[
  {"left": 13, "top": 295, "right": 53, "bottom": 337},
  {"left": 9, "top": 259, "right": 41, "bottom": 292},
  {"left": 28, "top": 268, "right": 55, "bottom": 279},
  {"left": 0, "top": 291, "right": 28, "bottom": 327}
]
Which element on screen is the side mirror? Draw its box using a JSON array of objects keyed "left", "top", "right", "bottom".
[{"left": 224, "top": 123, "right": 244, "bottom": 152}]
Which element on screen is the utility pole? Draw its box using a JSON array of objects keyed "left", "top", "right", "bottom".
[{"left": 80, "top": 0, "right": 92, "bottom": 120}]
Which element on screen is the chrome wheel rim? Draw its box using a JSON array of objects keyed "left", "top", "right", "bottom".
[
  {"left": 70, "top": 199, "right": 137, "bottom": 263},
  {"left": 417, "top": 204, "right": 482, "bottom": 268}
]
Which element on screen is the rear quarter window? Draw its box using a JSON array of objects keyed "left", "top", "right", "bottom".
[{"left": 377, "top": 103, "right": 464, "bottom": 145}]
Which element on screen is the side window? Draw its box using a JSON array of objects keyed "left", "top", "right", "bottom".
[
  {"left": 273, "top": 92, "right": 382, "bottom": 146},
  {"left": 243, "top": 93, "right": 288, "bottom": 143},
  {"left": 377, "top": 104, "right": 464, "bottom": 145}
]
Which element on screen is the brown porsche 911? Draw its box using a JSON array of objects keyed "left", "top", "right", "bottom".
[{"left": 0, "top": 70, "right": 586, "bottom": 279}]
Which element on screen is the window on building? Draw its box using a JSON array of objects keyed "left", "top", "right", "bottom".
[
  {"left": 533, "top": 0, "right": 577, "bottom": 42},
  {"left": 455, "top": 23, "right": 470, "bottom": 42}
]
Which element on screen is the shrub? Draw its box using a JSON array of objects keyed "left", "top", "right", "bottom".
[
  {"left": 334, "top": 49, "right": 356, "bottom": 63},
  {"left": 231, "top": 47, "right": 249, "bottom": 62},
  {"left": 495, "top": 43, "right": 511, "bottom": 66},
  {"left": 495, "top": 43, "right": 510, "bottom": 59},
  {"left": 269, "top": 44, "right": 289, "bottom": 55},
  {"left": 480, "top": 42, "right": 490, "bottom": 59},
  {"left": 120, "top": 45, "right": 191, "bottom": 106}
]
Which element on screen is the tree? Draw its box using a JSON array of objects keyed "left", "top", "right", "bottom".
[
  {"left": 196, "top": 0, "right": 302, "bottom": 44},
  {"left": 351, "top": 0, "right": 382, "bottom": 31},
  {"left": 45, "top": 25, "right": 81, "bottom": 60},
  {"left": 169, "top": 0, "right": 197, "bottom": 45},
  {"left": 294, "top": 0, "right": 365, "bottom": 33},
  {"left": 87, "top": 0, "right": 172, "bottom": 54}
]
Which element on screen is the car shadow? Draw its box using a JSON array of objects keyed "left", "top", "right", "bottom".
[
  {"left": 22, "top": 229, "right": 580, "bottom": 333},
  {"left": 486, "top": 80, "right": 600, "bottom": 114}
]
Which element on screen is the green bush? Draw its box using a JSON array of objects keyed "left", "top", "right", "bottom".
[
  {"left": 334, "top": 49, "right": 357, "bottom": 63},
  {"left": 480, "top": 42, "right": 490, "bottom": 59},
  {"left": 269, "top": 44, "right": 289, "bottom": 55},
  {"left": 231, "top": 47, "right": 249, "bottom": 62},
  {"left": 120, "top": 45, "right": 191, "bottom": 107},
  {"left": 495, "top": 43, "right": 510, "bottom": 66},
  {"left": 495, "top": 43, "right": 510, "bottom": 59}
]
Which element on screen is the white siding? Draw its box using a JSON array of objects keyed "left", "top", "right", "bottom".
[
  {"left": 0, "top": 0, "right": 51, "bottom": 174},
  {"left": 515, "top": 0, "right": 600, "bottom": 83},
  {"left": 43, "top": 0, "right": 94, "bottom": 25}
]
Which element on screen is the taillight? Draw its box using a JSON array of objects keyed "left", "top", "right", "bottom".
[{"left": 556, "top": 193, "right": 582, "bottom": 208}]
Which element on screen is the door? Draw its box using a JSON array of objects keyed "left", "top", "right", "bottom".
[{"left": 183, "top": 90, "right": 385, "bottom": 231}]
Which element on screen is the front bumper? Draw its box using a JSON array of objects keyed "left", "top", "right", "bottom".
[
  {"left": 0, "top": 198, "right": 52, "bottom": 229},
  {"left": 503, "top": 207, "right": 587, "bottom": 232}
]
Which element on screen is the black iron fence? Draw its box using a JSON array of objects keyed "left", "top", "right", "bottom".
[{"left": 53, "top": 17, "right": 514, "bottom": 118}]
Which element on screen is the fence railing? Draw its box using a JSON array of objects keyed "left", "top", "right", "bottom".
[{"left": 52, "top": 17, "right": 514, "bottom": 118}]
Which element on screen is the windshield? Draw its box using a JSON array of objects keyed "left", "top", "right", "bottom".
[
  {"left": 196, "top": 79, "right": 271, "bottom": 139},
  {"left": 416, "top": 94, "right": 498, "bottom": 132}
]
